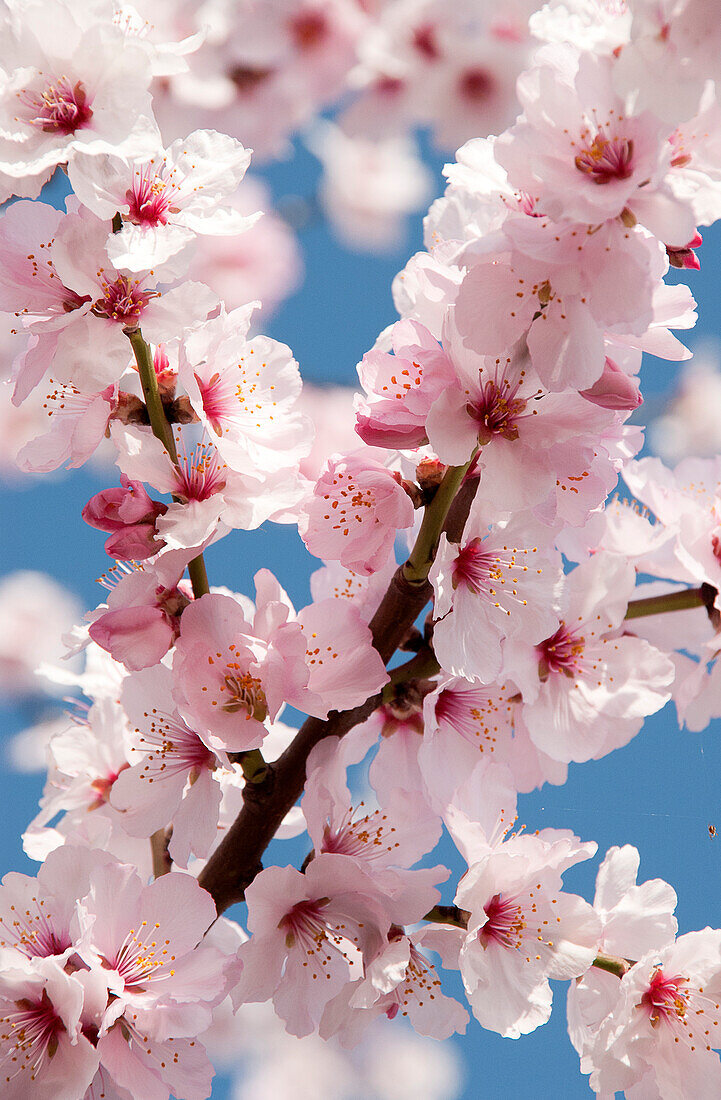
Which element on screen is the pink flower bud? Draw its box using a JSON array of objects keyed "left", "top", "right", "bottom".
[
  {"left": 82, "top": 475, "right": 167, "bottom": 532},
  {"left": 580, "top": 357, "right": 642, "bottom": 411},
  {"left": 104, "top": 523, "right": 166, "bottom": 561}
]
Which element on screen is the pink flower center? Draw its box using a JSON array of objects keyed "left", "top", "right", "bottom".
[
  {"left": 110, "top": 922, "right": 178, "bottom": 989},
  {"left": 452, "top": 538, "right": 501, "bottom": 595},
  {"left": 126, "top": 165, "right": 180, "bottom": 227},
  {"left": 229, "top": 65, "right": 273, "bottom": 92},
  {"left": 91, "top": 275, "right": 159, "bottom": 324},
  {"left": 435, "top": 684, "right": 508, "bottom": 754},
  {"left": 479, "top": 893, "right": 526, "bottom": 950},
  {"left": 220, "top": 668, "right": 268, "bottom": 720},
  {"left": 536, "top": 622, "right": 585, "bottom": 679},
  {"left": 458, "top": 67, "right": 494, "bottom": 102},
  {"left": 0, "top": 896, "right": 70, "bottom": 959},
  {"left": 640, "top": 968, "right": 691, "bottom": 1027},
  {"left": 575, "top": 131, "right": 635, "bottom": 184},
  {"left": 468, "top": 375, "right": 529, "bottom": 444},
  {"left": 0, "top": 990, "right": 64, "bottom": 1085},
  {"left": 20, "top": 76, "right": 94, "bottom": 135},
  {"left": 174, "top": 442, "right": 227, "bottom": 502},
  {"left": 321, "top": 802, "right": 398, "bottom": 863},
  {"left": 134, "top": 711, "right": 215, "bottom": 782}
]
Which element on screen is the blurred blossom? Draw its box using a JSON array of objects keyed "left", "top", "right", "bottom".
[
  {"left": 648, "top": 345, "right": 721, "bottom": 462},
  {"left": 308, "top": 122, "right": 434, "bottom": 252},
  {"left": 206, "top": 999, "right": 464, "bottom": 1100},
  {"left": 297, "top": 382, "right": 360, "bottom": 480},
  {"left": 0, "top": 572, "right": 81, "bottom": 699}
]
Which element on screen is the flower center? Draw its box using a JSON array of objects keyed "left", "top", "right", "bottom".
[
  {"left": 452, "top": 538, "right": 501, "bottom": 595},
  {"left": 291, "top": 11, "right": 328, "bottom": 49},
  {"left": 536, "top": 622, "right": 585, "bottom": 680},
  {"left": 479, "top": 893, "right": 526, "bottom": 950},
  {"left": 575, "top": 131, "right": 635, "bottom": 184},
  {"left": 20, "top": 76, "right": 94, "bottom": 135},
  {"left": 174, "top": 442, "right": 227, "bottom": 502},
  {"left": 91, "top": 275, "right": 159, "bottom": 324},
  {"left": 640, "top": 968, "right": 690, "bottom": 1027},
  {"left": 0, "top": 991, "right": 64, "bottom": 1084},
  {"left": 126, "top": 166, "right": 179, "bottom": 227},
  {"left": 228, "top": 65, "right": 273, "bottom": 92},
  {"left": 468, "top": 376, "right": 528, "bottom": 445},
  {"left": 221, "top": 670, "right": 268, "bottom": 720}
]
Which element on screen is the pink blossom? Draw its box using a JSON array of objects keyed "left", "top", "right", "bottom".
[
  {"left": 496, "top": 47, "right": 695, "bottom": 245},
  {"left": 320, "top": 928, "right": 469, "bottom": 1046},
  {"left": 451, "top": 830, "right": 601, "bottom": 1038},
  {"left": 172, "top": 590, "right": 309, "bottom": 753},
  {"left": 504, "top": 553, "right": 674, "bottom": 764},
  {"left": 586, "top": 930, "right": 721, "bottom": 1097},
  {"left": 454, "top": 217, "right": 662, "bottom": 392},
  {"left": 15, "top": 379, "right": 118, "bottom": 473},
  {"left": 420, "top": 676, "right": 568, "bottom": 799},
  {"left": 68, "top": 129, "right": 258, "bottom": 272},
  {"left": 0, "top": 0, "right": 158, "bottom": 201},
  {"left": 178, "top": 304, "right": 312, "bottom": 476},
  {"left": 0, "top": 956, "right": 100, "bottom": 1099},
  {"left": 236, "top": 854, "right": 390, "bottom": 1037},
  {"left": 110, "top": 665, "right": 229, "bottom": 867},
  {"left": 299, "top": 452, "right": 415, "bottom": 576},
  {"left": 302, "top": 734, "right": 444, "bottom": 925},
  {"left": 568, "top": 845, "right": 678, "bottom": 1075},
  {"left": 355, "top": 319, "right": 456, "bottom": 449},
  {"left": 295, "top": 598, "right": 389, "bottom": 716},
  {"left": 429, "top": 508, "right": 562, "bottom": 683}
]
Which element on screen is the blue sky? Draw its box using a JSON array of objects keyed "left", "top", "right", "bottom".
[{"left": 1, "top": 143, "right": 720, "bottom": 1099}]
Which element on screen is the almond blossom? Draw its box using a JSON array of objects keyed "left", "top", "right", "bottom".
[
  {"left": 429, "top": 507, "right": 562, "bottom": 683},
  {"left": 567, "top": 845, "right": 678, "bottom": 1076},
  {"left": 0, "top": 0, "right": 158, "bottom": 201},
  {"left": 109, "top": 665, "right": 235, "bottom": 867},
  {"left": 450, "top": 830, "right": 601, "bottom": 1038},
  {"left": 177, "top": 304, "right": 312, "bottom": 476},
  {"left": 504, "top": 552, "right": 675, "bottom": 763},
  {"left": 0, "top": 956, "right": 99, "bottom": 1099},
  {"left": 236, "top": 854, "right": 390, "bottom": 1038},
  {"left": 172, "top": 589, "right": 309, "bottom": 753},
  {"left": 320, "top": 927, "right": 469, "bottom": 1046},
  {"left": 299, "top": 452, "right": 415, "bottom": 576},
  {"left": 586, "top": 930, "right": 721, "bottom": 1097},
  {"left": 68, "top": 129, "right": 259, "bottom": 271},
  {"left": 496, "top": 46, "right": 696, "bottom": 245}
]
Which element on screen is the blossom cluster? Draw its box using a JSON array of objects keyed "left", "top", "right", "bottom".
[{"left": 3, "top": 0, "right": 721, "bottom": 1097}]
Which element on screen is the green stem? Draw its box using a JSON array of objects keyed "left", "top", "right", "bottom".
[
  {"left": 625, "top": 586, "right": 706, "bottom": 620},
  {"left": 592, "top": 952, "right": 632, "bottom": 978},
  {"left": 126, "top": 327, "right": 178, "bottom": 460},
  {"left": 236, "top": 749, "right": 270, "bottom": 785},
  {"left": 125, "top": 325, "right": 210, "bottom": 600},
  {"left": 402, "top": 456, "right": 476, "bottom": 584}
]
